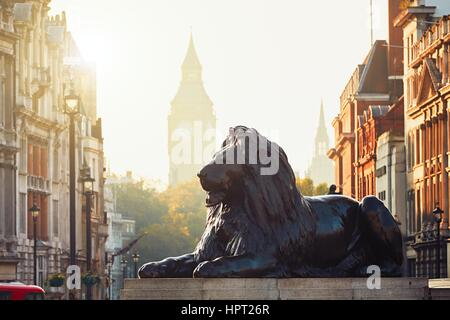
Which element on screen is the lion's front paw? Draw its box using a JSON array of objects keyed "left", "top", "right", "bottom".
[
  {"left": 138, "top": 262, "right": 168, "bottom": 278},
  {"left": 193, "top": 261, "right": 217, "bottom": 278}
]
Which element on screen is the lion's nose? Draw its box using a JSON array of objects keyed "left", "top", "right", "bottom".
[{"left": 197, "top": 172, "right": 206, "bottom": 179}]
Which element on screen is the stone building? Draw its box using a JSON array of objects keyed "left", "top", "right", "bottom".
[
  {"left": 168, "top": 34, "right": 216, "bottom": 186},
  {"left": 104, "top": 173, "right": 136, "bottom": 300},
  {"left": 0, "top": 1, "right": 107, "bottom": 299},
  {"left": 394, "top": 0, "right": 450, "bottom": 278},
  {"left": 305, "top": 101, "right": 334, "bottom": 186},
  {"left": 0, "top": 0, "right": 19, "bottom": 281},
  {"left": 328, "top": 0, "right": 404, "bottom": 198},
  {"left": 376, "top": 130, "right": 406, "bottom": 230}
]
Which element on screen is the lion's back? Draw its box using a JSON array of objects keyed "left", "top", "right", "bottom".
[{"left": 302, "top": 195, "right": 361, "bottom": 267}]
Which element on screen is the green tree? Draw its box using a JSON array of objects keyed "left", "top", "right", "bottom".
[
  {"left": 296, "top": 178, "right": 315, "bottom": 196},
  {"left": 296, "top": 178, "right": 330, "bottom": 196},
  {"left": 314, "top": 183, "right": 329, "bottom": 196},
  {"left": 116, "top": 178, "right": 207, "bottom": 264},
  {"left": 115, "top": 181, "right": 167, "bottom": 227}
]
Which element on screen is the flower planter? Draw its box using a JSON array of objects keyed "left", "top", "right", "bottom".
[
  {"left": 49, "top": 278, "right": 65, "bottom": 287},
  {"left": 82, "top": 274, "right": 100, "bottom": 287}
]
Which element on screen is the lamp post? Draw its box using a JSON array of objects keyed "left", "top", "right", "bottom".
[
  {"left": 64, "top": 85, "right": 80, "bottom": 267},
  {"left": 81, "top": 165, "right": 95, "bottom": 300},
  {"left": 121, "top": 257, "right": 127, "bottom": 293},
  {"left": 106, "top": 259, "right": 112, "bottom": 300},
  {"left": 433, "top": 205, "right": 444, "bottom": 279},
  {"left": 132, "top": 252, "right": 140, "bottom": 278},
  {"left": 30, "top": 203, "right": 40, "bottom": 286}
]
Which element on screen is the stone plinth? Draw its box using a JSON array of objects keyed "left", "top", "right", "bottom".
[{"left": 121, "top": 278, "right": 433, "bottom": 300}]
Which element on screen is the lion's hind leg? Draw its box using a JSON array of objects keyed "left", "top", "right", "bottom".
[
  {"left": 291, "top": 246, "right": 368, "bottom": 278},
  {"left": 359, "top": 196, "right": 403, "bottom": 268}
]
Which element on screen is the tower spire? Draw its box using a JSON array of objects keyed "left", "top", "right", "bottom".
[
  {"left": 319, "top": 99, "right": 326, "bottom": 130},
  {"left": 305, "top": 100, "right": 334, "bottom": 185},
  {"left": 315, "top": 99, "right": 329, "bottom": 157},
  {"left": 182, "top": 32, "right": 202, "bottom": 69}
]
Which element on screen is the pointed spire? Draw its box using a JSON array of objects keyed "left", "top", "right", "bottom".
[
  {"left": 182, "top": 32, "right": 202, "bottom": 69},
  {"left": 319, "top": 99, "right": 326, "bottom": 130},
  {"left": 171, "top": 32, "right": 213, "bottom": 109},
  {"left": 315, "top": 99, "right": 330, "bottom": 156}
]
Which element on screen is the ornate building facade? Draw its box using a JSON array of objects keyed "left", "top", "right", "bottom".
[
  {"left": 0, "top": 1, "right": 108, "bottom": 299},
  {"left": 395, "top": 0, "right": 450, "bottom": 277},
  {"left": 305, "top": 101, "right": 334, "bottom": 186},
  {"left": 328, "top": 0, "right": 404, "bottom": 199},
  {"left": 355, "top": 102, "right": 404, "bottom": 201},
  {"left": 328, "top": 40, "right": 402, "bottom": 198},
  {"left": 0, "top": 0, "right": 19, "bottom": 281},
  {"left": 168, "top": 34, "right": 216, "bottom": 186}
]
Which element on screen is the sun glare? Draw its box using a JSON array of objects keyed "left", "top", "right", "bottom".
[{"left": 71, "top": 32, "right": 113, "bottom": 65}]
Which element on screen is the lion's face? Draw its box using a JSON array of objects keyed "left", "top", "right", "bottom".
[
  {"left": 197, "top": 162, "right": 245, "bottom": 207},
  {"left": 198, "top": 126, "right": 287, "bottom": 209}
]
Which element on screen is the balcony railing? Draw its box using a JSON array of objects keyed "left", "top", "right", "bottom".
[
  {"left": 411, "top": 17, "right": 450, "bottom": 66},
  {"left": 27, "top": 175, "right": 50, "bottom": 193}
]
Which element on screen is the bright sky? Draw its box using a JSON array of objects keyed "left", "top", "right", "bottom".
[{"left": 50, "top": 0, "right": 388, "bottom": 186}]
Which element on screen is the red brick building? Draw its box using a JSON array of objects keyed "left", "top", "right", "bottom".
[
  {"left": 328, "top": 0, "right": 404, "bottom": 198},
  {"left": 395, "top": 7, "right": 450, "bottom": 277},
  {"left": 355, "top": 100, "right": 405, "bottom": 200}
]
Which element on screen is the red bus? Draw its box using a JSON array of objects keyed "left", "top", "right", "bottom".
[{"left": 0, "top": 282, "right": 45, "bottom": 300}]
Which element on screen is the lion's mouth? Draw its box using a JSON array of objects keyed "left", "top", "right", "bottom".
[{"left": 206, "top": 191, "right": 226, "bottom": 207}]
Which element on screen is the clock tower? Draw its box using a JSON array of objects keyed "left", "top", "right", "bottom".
[{"left": 168, "top": 34, "right": 216, "bottom": 186}]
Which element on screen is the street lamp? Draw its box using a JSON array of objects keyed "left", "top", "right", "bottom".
[
  {"left": 106, "top": 259, "right": 112, "bottom": 300},
  {"left": 433, "top": 205, "right": 444, "bottom": 279},
  {"left": 29, "top": 203, "right": 40, "bottom": 286},
  {"left": 132, "top": 252, "right": 140, "bottom": 278},
  {"left": 64, "top": 83, "right": 80, "bottom": 268},
  {"left": 81, "top": 165, "right": 95, "bottom": 300},
  {"left": 121, "top": 257, "right": 127, "bottom": 294}
]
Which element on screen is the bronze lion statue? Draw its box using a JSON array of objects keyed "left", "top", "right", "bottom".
[{"left": 139, "top": 126, "right": 403, "bottom": 278}]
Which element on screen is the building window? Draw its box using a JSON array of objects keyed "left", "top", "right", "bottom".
[
  {"left": 52, "top": 200, "right": 59, "bottom": 237},
  {"left": 410, "top": 132, "right": 415, "bottom": 167},
  {"left": 92, "top": 158, "right": 96, "bottom": 183},
  {"left": 19, "top": 193, "right": 26, "bottom": 234},
  {"left": 407, "top": 190, "right": 416, "bottom": 234},
  {"left": 20, "top": 138, "right": 27, "bottom": 172},
  {"left": 416, "top": 189, "right": 422, "bottom": 230},
  {"left": 415, "top": 128, "right": 420, "bottom": 165},
  {"left": 53, "top": 148, "right": 59, "bottom": 180},
  {"left": 408, "top": 259, "right": 416, "bottom": 277},
  {"left": 28, "top": 142, "right": 48, "bottom": 179}
]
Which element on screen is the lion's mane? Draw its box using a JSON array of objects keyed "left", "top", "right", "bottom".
[{"left": 194, "top": 126, "right": 316, "bottom": 265}]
